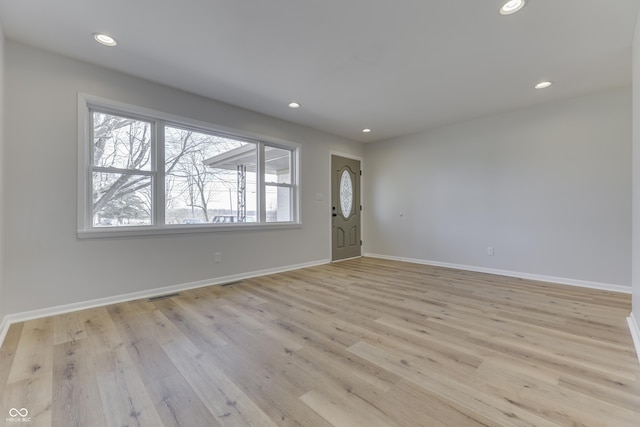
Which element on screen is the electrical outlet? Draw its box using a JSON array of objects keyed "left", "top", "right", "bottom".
[
  {"left": 214, "top": 252, "right": 222, "bottom": 263},
  {"left": 487, "top": 246, "right": 494, "bottom": 256}
]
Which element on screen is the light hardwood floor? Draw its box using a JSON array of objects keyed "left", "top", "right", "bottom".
[{"left": 1, "top": 257, "right": 639, "bottom": 426}]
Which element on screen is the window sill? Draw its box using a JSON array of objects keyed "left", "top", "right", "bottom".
[{"left": 77, "top": 222, "right": 302, "bottom": 239}]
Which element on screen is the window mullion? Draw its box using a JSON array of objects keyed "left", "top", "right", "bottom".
[
  {"left": 155, "top": 122, "right": 165, "bottom": 227},
  {"left": 266, "top": 183, "right": 294, "bottom": 188},
  {"left": 91, "top": 166, "right": 155, "bottom": 176},
  {"left": 258, "top": 143, "right": 266, "bottom": 223},
  {"left": 292, "top": 146, "right": 299, "bottom": 222}
]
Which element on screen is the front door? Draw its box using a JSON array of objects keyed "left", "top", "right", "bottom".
[{"left": 331, "top": 155, "right": 361, "bottom": 261}]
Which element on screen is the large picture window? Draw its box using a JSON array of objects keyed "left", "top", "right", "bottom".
[{"left": 78, "top": 95, "right": 300, "bottom": 237}]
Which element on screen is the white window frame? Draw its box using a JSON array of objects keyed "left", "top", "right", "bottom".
[{"left": 77, "top": 93, "right": 301, "bottom": 238}]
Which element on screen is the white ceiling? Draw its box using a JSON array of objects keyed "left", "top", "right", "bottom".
[{"left": 1, "top": 0, "right": 639, "bottom": 142}]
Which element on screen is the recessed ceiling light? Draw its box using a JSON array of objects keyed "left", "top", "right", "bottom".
[
  {"left": 288, "top": 102, "right": 301, "bottom": 109},
  {"left": 362, "top": 128, "right": 372, "bottom": 133},
  {"left": 535, "top": 81, "right": 553, "bottom": 89},
  {"left": 499, "top": 0, "right": 526, "bottom": 15},
  {"left": 93, "top": 33, "right": 117, "bottom": 47}
]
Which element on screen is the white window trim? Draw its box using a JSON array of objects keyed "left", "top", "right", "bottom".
[{"left": 77, "top": 93, "right": 301, "bottom": 238}]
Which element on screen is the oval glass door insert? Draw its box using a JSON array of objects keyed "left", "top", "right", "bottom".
[{"left": 340, "top": 170, "right": 353, "bottom": 218}]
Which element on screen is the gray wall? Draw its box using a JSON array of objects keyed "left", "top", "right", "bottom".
[
  {"left": 3, "top": 41, "right": 362, "bottom": 314},
  {"left": 632, "top": 9, "right": 640, "bottom": 319},
  {"left": 364, "top": 87, "right": 631, "bottom": 287},
  {"left": 0, "top": 23, "right": 5, "bottom": 321}
]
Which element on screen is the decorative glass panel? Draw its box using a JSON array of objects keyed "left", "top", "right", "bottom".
[{"left": 340, "top": 170, "right": 353, "bottom": 218}]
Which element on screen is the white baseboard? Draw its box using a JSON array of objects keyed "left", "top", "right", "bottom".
[
  {"left": 364, "top": 253, "right": 632, "bottom": 294},
  {"left": 331, "top": 255, "right": 363, "bottom": 263},
  {"left": 0, "top": 258, "right": 329, "bottom": 348},
  {"left": 628, "top": 313, "right": 640, "bottom": 365}
]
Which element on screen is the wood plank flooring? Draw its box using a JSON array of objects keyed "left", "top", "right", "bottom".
[{"left": 1, "top": 257, "right": 639, "bottom": 426}]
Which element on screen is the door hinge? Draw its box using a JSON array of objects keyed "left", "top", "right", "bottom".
[
  {"left": 360, "top": 205, "right": 362, "bottom": 211},
  {"left": 360, "top": 170, "right": 362, "bottom": 176},
  {"left": 360, "top": 240, "right": 363, "bottom": 246}
]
